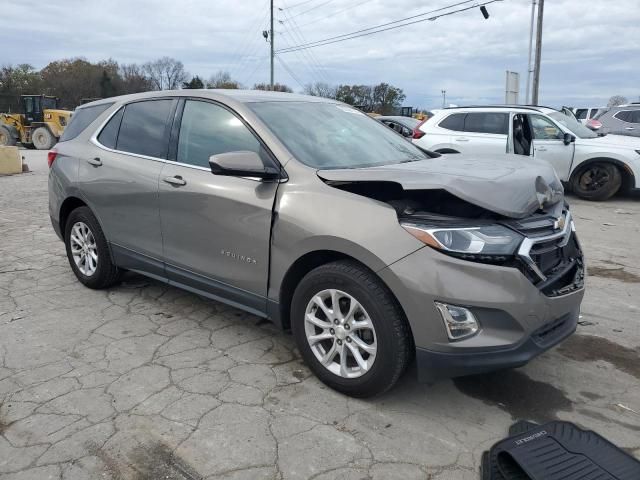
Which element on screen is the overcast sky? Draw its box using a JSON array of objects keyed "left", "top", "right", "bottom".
[{"left": 2, "top": 0, "right": 639, "bottom": 109}]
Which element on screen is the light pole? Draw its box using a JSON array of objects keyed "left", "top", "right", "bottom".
[
  {"left": 525, "top": 0, "right": 536, "bottom": 104},
  {"left": 441, "top": 89, "right": 447, "bottom": 108},
  {"left": 270, "top": 0, "right": 275, "bottom": 90},
  {"left": 531, "top": 0, "right": 544, "bottom": 105}
]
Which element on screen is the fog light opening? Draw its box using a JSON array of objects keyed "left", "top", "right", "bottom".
[{"left": 434, "top": 302, "right": 479, "bottom": 341}]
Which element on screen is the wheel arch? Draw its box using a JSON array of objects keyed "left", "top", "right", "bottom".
[
  {"left": 59, "top": 196, "right": 88, "bottom": 240},
  {"left": 275, "top": 250, "right": 412, "bottom": 336},
  {"left": 570, "top": 157, "right": 636, "bottom": 192}
]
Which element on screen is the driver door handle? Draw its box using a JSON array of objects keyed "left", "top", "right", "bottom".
[
  {"left": 455, "top": 137, "right": 469, "bottom": 142},
  {"left": 536, "top": 147, "right": 547, "bottom": 152},
  {"left": 625, "top": 127, "right": 634, "bottom": 130},
  {"left": 87, "top": 157, "right": 102, "bottom": 167},
  {"left": 163, "top": 175, "right": 187, "bottom": 186}
]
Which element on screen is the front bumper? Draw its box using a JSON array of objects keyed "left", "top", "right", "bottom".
[
  {"left": 415, "top": 306, "right": 579, "bottom": 382},
  {"left": 377, "top": 225, "right": 584, "bottom": 382}
]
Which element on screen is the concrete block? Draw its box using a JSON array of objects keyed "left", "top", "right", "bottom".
[{"left": 0, "top": 146, "right": 22, "bottom": 174}]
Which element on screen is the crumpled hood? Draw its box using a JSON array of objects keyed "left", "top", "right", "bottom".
[{"left": 317, "top": 154, "right": 564, "bottom": 219}]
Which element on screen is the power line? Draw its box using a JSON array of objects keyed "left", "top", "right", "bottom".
[
  {"left": 285, "top": 0, "right": 337, "bottom": 20},
  {"left": 278, "top": 27, "right": 329, "bottom": 83},
  {"left": 278, "top": 3, "right": 331, "bottom": 83},
  {"left": 277, "top": 0, "right": 502, "bottom": 54},
  {"left": 280, "top": 0, "right": 317, "bottom": 9},
  {"left": 275, "top": 55, "right": 306, "bottom": 90},
  {"left": 290, "top": 0, "right": 374, "bottom": 29}
]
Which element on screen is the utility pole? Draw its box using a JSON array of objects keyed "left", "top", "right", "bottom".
[
  {"left": 441, "top": 89, "right": 446, "bottom": 108},
  {"left": 531, "top": 0, "right": 544, "bottom": 105},
  {"left": 525, "top": 0, "right": 536, "bottom": 104},
  {"left": 270, "top": 0, "right": 275, "bottom": 90}
]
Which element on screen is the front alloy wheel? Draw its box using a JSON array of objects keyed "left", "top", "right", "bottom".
[
  {"left": 304, "top": 289, "right": 377, "bottom": 379},
  {"left": 291, "top": 260, "right": 412, "bottom": 397}
]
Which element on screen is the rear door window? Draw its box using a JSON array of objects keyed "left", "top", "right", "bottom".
[
  {"left": 439, "top": 113, "right": 466, "bottom": 131},
  {"left": 116, "top": 99, "right": 176, "bottom": 158},
  {"left": 464, "top": 112, "right": 508, "bottom": 134},
  {"left": 60, "top": 103, "right": 113, "bottom": 142},
  {"left": 177, "top": 100, "right": 265, "bottom": 168}
]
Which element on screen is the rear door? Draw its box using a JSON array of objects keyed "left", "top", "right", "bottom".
[
  {"left": 611, "top": 110, "right": 640, "bottom": 136},
  {"left": 528, "top": 113, "right": 574, "bottom": 179},
  {"left": 81, "top": 98, "right": 177, "bottom": 275},
  {"left": 456, "top": 112, "right": 509, "bottom": 155},
  {"left": 158, "top": 98, "right": 280, "bottom": 314}
]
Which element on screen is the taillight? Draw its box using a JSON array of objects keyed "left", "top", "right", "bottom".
[
  {"left": 412, "top": 119, "right": 427, "bottom": 139},
  {"left": 586, "top": 119, "right": 602, "bottom": 130},
  {"left": 47, "top": 150, "right": 58, "bottom": 168}
]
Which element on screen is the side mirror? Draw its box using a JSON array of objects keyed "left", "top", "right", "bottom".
[
  {"left": 209, "top": 151, "right": 280, "bottom": 180},
  {"left": 563, "top": 133, "right": 576, "bottom": 145}
]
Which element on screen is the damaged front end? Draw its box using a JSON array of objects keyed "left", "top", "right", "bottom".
[{"left": 318, "top": 156, "right": 584, "bottom": 298}]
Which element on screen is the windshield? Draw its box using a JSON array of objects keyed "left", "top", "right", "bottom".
[
  {"left": 249, "top": 101, "right": 427, "bottom": 169},
  {"left": 548, "top": 111, "right": 597, "bottom": 138}
]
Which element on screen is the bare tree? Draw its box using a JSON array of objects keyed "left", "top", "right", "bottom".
[
  {"left": 608, "top": 95, "right": 628, "bottom": 107},
  {"left": 142, "top": 57, "right": 188, "bottom": 90},
  {"left": 253, "top": 82, "right": 293, "bottom": 93},
  {"left": 303, "top": 82, "right": 336, "bottom": 98},
  {"left": 120, "top": 63, "right": 153, "bottom": 93},
  {"left": 207, "top": 71, "right": 242, "bottom": 89}
]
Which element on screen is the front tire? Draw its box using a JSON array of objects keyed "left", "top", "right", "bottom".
[
  {"left": 32, "top": 127, "right": 55, "bottom": 150},
  {"left": 291, "top": 261, "right": 412, "bottom": 397},
  {"left": 64, "top": 207, "right": 121, "bottom": 289},
  {"left": 570, "top": 162, "right": 622, "bottom": 201},
  {"left": 0, "top": 126, "right": 16, "bottom": 146}
]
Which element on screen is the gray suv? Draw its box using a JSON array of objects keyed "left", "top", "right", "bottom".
[
  {"left": 48, "top": 90, "right": 585, "bottom": 397},
  {"left": 593, "top": 105, "right": 640, "bottom": 137}
]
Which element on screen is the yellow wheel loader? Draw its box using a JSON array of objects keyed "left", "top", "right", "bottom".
[{"left": 0, "top": 95, "right": 72, "bottom": 150}]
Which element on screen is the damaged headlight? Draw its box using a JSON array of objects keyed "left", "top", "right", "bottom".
[{"left": 400, "top": 222, "right": 523, "bottom": 256}]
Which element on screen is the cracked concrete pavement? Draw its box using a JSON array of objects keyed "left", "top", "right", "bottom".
[{"left": 1, "top": 150, "right": 639, "bottom": 479}]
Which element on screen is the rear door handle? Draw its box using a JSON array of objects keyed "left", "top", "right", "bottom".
[
  {"left": 163, "top": 175, "right": 187, "bottom": 186},
  {"left": 536, "top": 147, "right": 547, "bottom": 152},
  {"left": 625, "top": 127, "right": 635, "bottom": 130},
  {"left": 455, "top": 137, "right": 469, "bottom": 142},
  {"left": 87, "top": 157, "right": 102, "bottom": 167}
]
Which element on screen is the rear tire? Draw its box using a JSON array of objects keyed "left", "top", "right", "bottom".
[
  {"left": 291, "top": 260, "right": 412, "bottom": 397},
  {"left": 64, "top": 207, "right": 121, "bottom": 289},
  {"left": 570, "top": 162, "right": 622, "bottom": 201},
  {"left": 0, "top": 126, "right": 17, "bottom": 146},
  {"left": 32, "top": 127, "right": 55, "bottom": 150}
]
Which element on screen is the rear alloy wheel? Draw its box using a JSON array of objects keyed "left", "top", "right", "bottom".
[
  {"left": 0, "top": 126, "right": 16, "bottom": 146},
  {"left": 571, "top": 162, "right": 621, "bottom": 201},
  {"left": 65, "top": 207, "right": 121, "bottom": 289},
  {"left": 32, "top": 127, "right": 55, "bottom": 150},
  {"left": 291, "top": 261, "right": 411, "bottom": 397}
]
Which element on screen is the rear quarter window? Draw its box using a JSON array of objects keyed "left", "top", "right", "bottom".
[
  {"left": 59, "top": 103, "right": 113, "bottom": 142},
  {"left": 115, "top": 99, "right": 176, "bottom": 158},
  {"left": 438, "top": 113, "right": 466, "bottom": 131}
]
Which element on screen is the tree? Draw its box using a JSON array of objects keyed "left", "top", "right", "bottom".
[
  {"left": 120, "top": 63, "right": 153, "bottom": 93},
  {"left": 40, "top": 58, "right": 109, "bottom": 107},
  {"left": 253, "top": 82, "right": 293, "bottom": 93},
  {"left": 142, "top": 57, "right": 188, "bottom": 90},
  {"left": 372, "top": 83, "right": 406, "bottom": 115},
  {"left": 0, "top": 64, "right": 44, "bottom": 112},
  {"left": 183, "top": 76, "right": 205, "bottom": 89},
  {"left": 608, "top": 95, "right": 628, "bottom": 107},
  {"left": 303, "top": 82, "right": 336, "bottom": 98},
  {"left": 207, "top": 71, "right": 242, "bottom": 89},
  {"left": 335, "top": 84, "right": 374, "bottom": 111}
]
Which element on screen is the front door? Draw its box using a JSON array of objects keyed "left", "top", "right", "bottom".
[
  {"left": 158, "top": 99, "right": 280, "bottom": 315},
  {"left": 528, "top": 114, "right": 575, "bottom": 180}
]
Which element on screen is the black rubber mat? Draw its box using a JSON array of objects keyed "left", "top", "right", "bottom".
[{"left": 481, "top": 420, "right": 640, "bottom": 479}]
